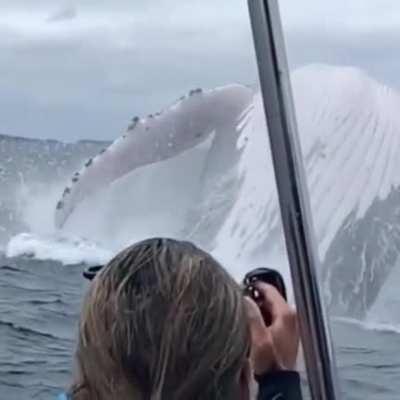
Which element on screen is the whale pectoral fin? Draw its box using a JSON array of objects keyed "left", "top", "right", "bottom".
[{"left": 55, "top": 85, "right": 253, "bottom": 229}]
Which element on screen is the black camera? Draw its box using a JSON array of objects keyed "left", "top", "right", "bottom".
[
  {"left": 243, "top": 267, "right": 287, "bottom": 302},
  {"left": 83, "top": 265, "right": 103, "bottom": 280}
]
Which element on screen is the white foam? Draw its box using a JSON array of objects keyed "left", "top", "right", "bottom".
[{"left": 6, "top": 233, "right": 113, "bottom": 266}]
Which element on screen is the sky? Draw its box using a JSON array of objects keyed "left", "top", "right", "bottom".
[{"left": 0, "top": 0, "right": 399, "bottom": 141}]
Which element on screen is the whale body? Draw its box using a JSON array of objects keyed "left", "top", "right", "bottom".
[{"left": 55, "top": 65, "right": 400, "bottom": 317}]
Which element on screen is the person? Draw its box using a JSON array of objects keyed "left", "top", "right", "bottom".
[{"left": 61, "top": 238, "right": 301, "bottom": 399}]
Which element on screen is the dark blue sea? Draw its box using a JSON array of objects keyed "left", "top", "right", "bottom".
[{"left": 1, "top": 254, "right": 399, "bottom": 400}]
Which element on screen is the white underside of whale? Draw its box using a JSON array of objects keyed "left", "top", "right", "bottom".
[{"left": 55, "top": 64, "right": 400, "bottom": 292}]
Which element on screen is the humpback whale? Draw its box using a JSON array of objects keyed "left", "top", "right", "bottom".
[
  {"left": 55, "top": 64, "right": 400, "bottom": 317},
  {"left": 55, "top": 84, "right": 253, "bottom": 229}
]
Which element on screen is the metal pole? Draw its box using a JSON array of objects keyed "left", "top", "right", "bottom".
[{"left": 247, "top": 1, "right": 340, "bottom": 399}]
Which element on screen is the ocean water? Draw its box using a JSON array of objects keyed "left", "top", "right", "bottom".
[
  {"left": 1, "top": 253, "right": 399, "bottom": 400},
  {"left": 2, "top": 64, "right": 400, "bottom": 399}
]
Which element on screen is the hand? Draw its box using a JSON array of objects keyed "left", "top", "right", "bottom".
[{"left": 245, "top": 282, "right": 299, "bottom": 375}]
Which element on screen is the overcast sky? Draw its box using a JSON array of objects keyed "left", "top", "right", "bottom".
[{"left": 1, "top": 0, "right": 399, "bottom": 141}]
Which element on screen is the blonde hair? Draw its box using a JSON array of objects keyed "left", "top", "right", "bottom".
[{"left": 70, "top": 238, "right": 250, "bottom": 399}]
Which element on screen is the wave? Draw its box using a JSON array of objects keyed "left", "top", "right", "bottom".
[
  {"left": 6, "top": 233, "right": 113, "bottom": 266},
  {"left": 334, "top": 316, "right": 400, "bottom": 335},
  {"left": 0, "top": 265, "right": 22, "bottom": 273},
  {"left": 0, "top": 319, "right": 63, "bottom": 341},
  {"left": 26, "top": 298, "right": 65, "bottom": 306}
]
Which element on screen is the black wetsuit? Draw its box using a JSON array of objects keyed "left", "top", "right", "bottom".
[
  {"left": 59, "top": 371, "right": 302, "bottom": 400},
  {"left": 257, "top": 371, "right": 302, "bottom": 400}
]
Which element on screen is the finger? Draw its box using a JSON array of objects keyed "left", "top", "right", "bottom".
[
  {"left": 244, "top": 296, "right": 267, "bottom": 337},
  {"left": 254, "top": 282, "right": 289, "bottom": 320}
]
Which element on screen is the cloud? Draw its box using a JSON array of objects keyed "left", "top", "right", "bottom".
[
  {"left": 285, "top": 27, "right": 400, "bottom": 90},
  {"left": 0, "top": 1, "right": 256, "bottom": 141},
  {"left": 46, "top": 5, "right": 77, "bottom": 23},
  {"left": 0, "top": 0, "right": 399, "bottom": 140}
]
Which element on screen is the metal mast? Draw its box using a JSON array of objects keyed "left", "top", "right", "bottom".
[{"left": 247, "top": 1, "right": 340, "bottom": 398}]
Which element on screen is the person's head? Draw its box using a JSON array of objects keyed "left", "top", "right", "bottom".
[{"left": 71, "top": 238, "right": 254, "bottom": 400}]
